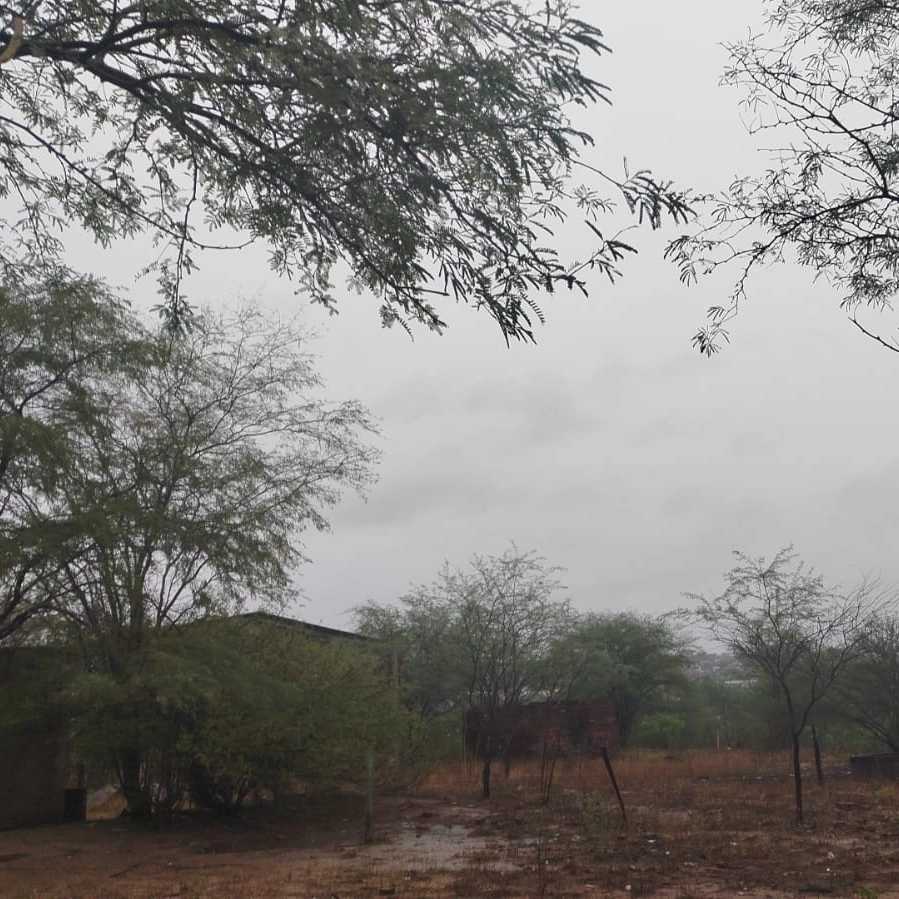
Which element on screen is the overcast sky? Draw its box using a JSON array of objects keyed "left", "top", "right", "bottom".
[{"left": 80, "top": 2, "right": 899, "bottom": 629}]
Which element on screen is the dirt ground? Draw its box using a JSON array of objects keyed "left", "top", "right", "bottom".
[{"left": 2, "top": 751, "right": 899, "bottom": 898}]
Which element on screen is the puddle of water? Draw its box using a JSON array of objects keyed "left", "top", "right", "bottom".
[{"left": 365, "top": 823, "right": 511, "bottom": 871}]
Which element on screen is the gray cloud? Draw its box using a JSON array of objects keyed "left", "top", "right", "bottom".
[{"left": 56, "top": 1, "right": 899, "bottom": 628}]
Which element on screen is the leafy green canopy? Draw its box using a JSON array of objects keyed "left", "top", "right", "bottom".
[
  {"left": 832, "top": 611, "right": 899, "bottom": 753},
  {"left": 0, "top": 278, "right": 379, "bottom": 647},
  {"left": 0, "top": 270, "right": 149, "bottom": 641},
  {"left": 668, "top": 1, "right": 899, "bottom": 353},
  {"left": 64, "top": 618, "right": 405, "bottom": 814},
  {"left": 51, "top": 304, "right": 378, "bottom": 658},
  {"left": 356, "top": 547, "right": 571, "bottom": 720},
  {"left": 548, "top": 611, "right": 692, "bottom": 744},
  {"left": 0, "top": 1, "right": 690, "bottom": 338}
]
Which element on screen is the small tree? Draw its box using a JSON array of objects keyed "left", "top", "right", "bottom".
[
  {"left": 832, "top": 611, "right": 899, "bottom": 753},
  {"left": 690, "top": 548, "right": 877, "bottom": 824},
  {"left": 356, "top": 547, "right": 571, "bottom": 798},
  {"left": 546, "top": 611, "right": 692, "bottom": 744}
]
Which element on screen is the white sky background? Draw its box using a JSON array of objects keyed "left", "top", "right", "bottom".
[
  {"left": 71, "top": 2, "right": 899, "bottom": 627},
  {"left": 292, "top": 0, "right": 899, "bottom": 627}
]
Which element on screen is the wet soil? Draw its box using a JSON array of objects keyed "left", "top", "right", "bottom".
[{"left": 3, "top": 757, "right": 899, "bottom": 897}]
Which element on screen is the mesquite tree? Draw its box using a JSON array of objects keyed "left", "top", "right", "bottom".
[
  {"left": 669, "top": 1, "right": 899, "bottom": 353},
  {"left": 14, "top": 297, "right": 378, "bottom": 813},
  {"left": 356, "top": 547, "right": 571, "bottom": 798},
  {"left": 0, "top": 1, "right": 691, "bottom": 338},
  {"left": 691, "top": 548, "right": 878, "bottom": 824}
]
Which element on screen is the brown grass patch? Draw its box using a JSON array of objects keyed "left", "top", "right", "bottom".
[{"left": 2, "top": 750, "right": 899, "bottom": 897}]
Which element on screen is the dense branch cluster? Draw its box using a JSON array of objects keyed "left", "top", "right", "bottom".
[
  {"left": 0, "top": 0, "right": 690, "bottom": 337},
  {"left": 667, "top": 0, "right": 899, "bottom": 353},
  {"left": 0, "top": 292, "right": 377, "bottom": 644}
]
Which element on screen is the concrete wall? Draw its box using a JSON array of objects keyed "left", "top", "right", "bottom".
[
  {"left": 0, "top": 647, "right": 72, "bottom": 829},
  {"left": 0, "top": 723, "right": 69, "bottom": 829},
  {"left": 850, "top": 753, "right": 899, "bottom": 780}
]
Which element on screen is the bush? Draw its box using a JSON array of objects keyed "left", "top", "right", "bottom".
[
  {"left": 69, "top": 618, "right": 409, "bottom": 814},
  {"left": 632, "top": 713, "right": 687, "bottom": 752}
]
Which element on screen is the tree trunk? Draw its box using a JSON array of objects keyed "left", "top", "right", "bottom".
[
  {"left": 120, "top": 747, "right": 152, "bottom": 816},
  {"left": 811, "top": 724, "right": 824, "bottom": 786},
  {"left": 482, "top": 757, "right": 491, "bottom": 799},
  {"left": 791, "top": 733, "right": 803, "bottom": 825},
  {"left": 363, "top": 753, "right": 374, "bottom": 844}
]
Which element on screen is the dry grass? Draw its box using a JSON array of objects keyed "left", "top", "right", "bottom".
[{"left": 3, "top": 750, "right": 899, "bottom": 897}]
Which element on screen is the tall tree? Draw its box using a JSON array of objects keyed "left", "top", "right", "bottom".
[
  {"left": 690, "top": 548, "right": 877, "bottom": 824},
  {"left": 57, "top": 305, "right": 378, "bottom": 647},
  {"left": 668, "top": 1, "right": 899, "bottom": 354},
  {"left": 0, "top": 267, "right": 149, "bottom": 642},
  {"left": 23, "top": 300, "right": 378, "bottom": 812},
  {"left": 356, "top": 547, "right": 570, "bottom": 797},
  {"left": 0, "top": 1, "right": 690, "bottom": 338}
]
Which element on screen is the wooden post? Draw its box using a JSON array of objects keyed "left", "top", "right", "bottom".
[
  {"left": 601, "top": 747, "right": 627, "bottom": 825},
  {"left": 540, "top": 734, "right": 561, "bottom": 805},
  {"left": 812, "top": 724, "right": 824, "bottom": 786}
]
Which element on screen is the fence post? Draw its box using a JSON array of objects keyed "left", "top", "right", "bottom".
[{"left": 601, "top": 747, "right": 627, "bottom": 825}]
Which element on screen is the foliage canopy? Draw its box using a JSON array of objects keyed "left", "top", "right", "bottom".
[
  {"left": 0, "top": 270, "right": 149, "bottom": 641},
  {"left": 1, "top": 293, "right": 378, "bottom": 649},
  {"left": 69, "top": 617, "right": 403, "bottom": 815},
  {"left": 0, "top": 0, "right": 690, "bottom": 338},
  {"left": 548, "top": 611, "right": 692, "bottom": 745},
  {"left": 668, "top": 0, "right": 899, "bottom": 353}
]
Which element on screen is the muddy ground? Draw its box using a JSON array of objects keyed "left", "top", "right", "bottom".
[{"left": 2, "top": 752, "right": 899, "bottom": 897}]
